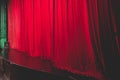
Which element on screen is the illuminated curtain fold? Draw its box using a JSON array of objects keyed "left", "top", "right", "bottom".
[
  {"left": 0, "top": 2, "right": 7, "bottom": 49},
  {"left": 8, "top": 0, "right": 117, "bottom": 79},
  {"left": 8, "top": 0, "right": 53, "bottom": 58},
  {"left": 53, "top": 0, "right": 103, "bottom": 79}
]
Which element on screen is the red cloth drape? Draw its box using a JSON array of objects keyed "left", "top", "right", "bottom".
[
  {"left": 87, "top": 0, "right": 119, "bottom": 79},
  {"left": 8, "top": 0, "right": 117, "bottom": 79},
  {"left": 53, "top": 0, "right": 101, "bottom": 78},
  {"left": 8, "top": 0, "right": 53, "bottom": 58}
]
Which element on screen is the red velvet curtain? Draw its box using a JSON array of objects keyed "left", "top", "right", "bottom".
[
  {"left": 87, "top": 0, "right": 120, "bottom": 79},
  {"left": 53, "top": 0, "right": 102, "bottom": 78},
  {"left": 8, "top": 0, "right": 53, "bottom": 58},
  {"left": 8, "top": 0, "right": 117, "bottom": 79}
]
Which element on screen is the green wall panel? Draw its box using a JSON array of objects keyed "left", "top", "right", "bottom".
[{"left": 0, "top": 3, "right": 7, "bottom": 48}]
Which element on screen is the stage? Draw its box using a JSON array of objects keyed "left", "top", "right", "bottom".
[{"left": 0, "top": 49, "right": 97, "bottom": 80}]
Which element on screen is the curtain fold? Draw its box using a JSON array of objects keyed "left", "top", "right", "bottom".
[
  {"left": 53, "top": 0, "right": 102, "bottom": 78},
  {"left": 8, "top": 0, "right": 53, "bottom": 58},
  {"left": 8, "top": 0, "right": 118, "bottom": 79},
  {"left": 87, "top": 0, "right": 120, "bottom": 79}
]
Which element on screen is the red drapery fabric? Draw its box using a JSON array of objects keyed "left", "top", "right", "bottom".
[
  {"left": 53, "top": 0, "right": 101, "bottom": 78},
  {"left": 87, "top": 0, "right": 119, "bottom": 79},
  {"left": 8, "top": 0, "right": 53, "bottom": 58},
  {"left": 8, "top": 0, "right": 117, "bottom": 79}
]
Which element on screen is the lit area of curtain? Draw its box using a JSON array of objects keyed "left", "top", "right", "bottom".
[{"left": 0, "top": 3, "right": 7, "bottom": 49}]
